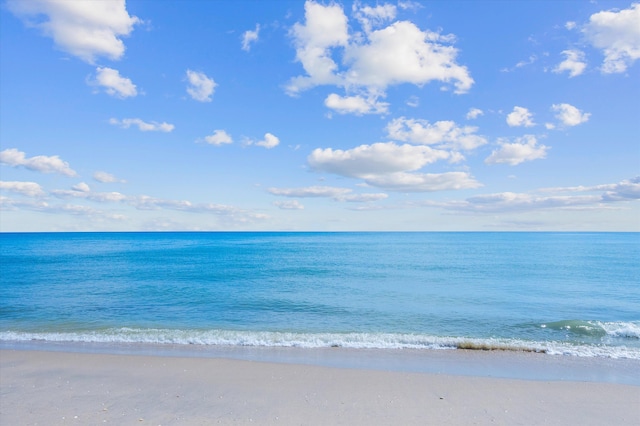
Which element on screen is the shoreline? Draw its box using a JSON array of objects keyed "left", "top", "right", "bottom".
[
  {"left": 3, "top": 339, "right": 640, "bottom": 385},
  {"left": 2, "top": 348, "right": 639, "bottom": 425}
]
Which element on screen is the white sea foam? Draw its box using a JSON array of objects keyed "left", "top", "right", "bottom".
[
  {"left": 2, "top": 329, "right": 639, "bottom": 360},
  {"left": 597, "top": 321, "right": 640, "bottom": 339},
  {"left": 540, "top": 320, "right": 640, "bottom": 340}
]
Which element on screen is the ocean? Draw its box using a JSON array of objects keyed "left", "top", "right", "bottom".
[{"left": 1, "top": 232, "right": 639, "bottom": 360}]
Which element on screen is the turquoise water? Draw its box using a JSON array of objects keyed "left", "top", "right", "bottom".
[{"left": 1, "top": 232, "right": 639, "bottom": 358}]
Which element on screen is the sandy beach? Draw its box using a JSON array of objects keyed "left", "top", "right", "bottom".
[{"left": 1, "top": 348, "right": 638, "bottom": 425}]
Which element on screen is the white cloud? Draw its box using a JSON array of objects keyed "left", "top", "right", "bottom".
[
  {"left": 343, "top": 20, "right": 473, "bottom": 94},
  {"left": 308, "top": 142, "right": 450, "bottom": 178},
  {"left": 324, "top": 93, "right": 389, "bottom": 115},
  {"left": 127, "top": 196, "right": 269, "bottom": 223},
  {"left": 186, "top": 70, "right": 216, "bottom": 102},
  {"left": 7, "top": 0, "right": 140, "bottom": 63},
  {"left": 254, "top": 133, "right": 280, "bottom": 149},
  {"left": 584, "top": 3, "right": 640, "bottom": 73},
  {"left": 0, "top": 196, "right": 126, "bottom": 221},
  {"left": 242, "top": 24, "right": 260, "bottom": 51},
  {"left": 307, "top": 141, "right": 479, "bottom": 192},
  {"left": 268, "top": 185, "right": 387, "bottom": 202},
  {"left": 109, "top": 118, "right": 175, "bottom": 132},
  {"left": 72, "top": 182, "right": 91, "bottom": 192},
  {"left": 540, "top": 176, "right": 640, "bottom": 201},
  {"left": 442, "top": 192, "right": 601, "bottom": 213},
  {"left": 287, "top": 1, "right": 473, "bottom": 97},
  {"left": 431, "top": 177, "right": 640, "bottom": 214},
  {"left": 485, "top": 135, "right": 549, "bottom": 166},
  {"left": 398, "top": 1, "right": 422, "bottom": 12},
  {"left": 386, "top": 117, "right": 487, "bottom": 151},
  {"left": 551, "top": 103, "right": 591, "bottom": 126},
  {"left": 201, "top": 130, "right": 233, "bottom": 146},
  {"left": 93, "top": 171, "right": 126, "bottom": 183},
  {"left": 553, "top": 49, "right": 587, "bottom": 78},
  {"left": 353, "top": 2, "right": 397, "bottom": 33},
  {"left": 0, "top": 181, "right": 45, "bottom": 197},
  {"left": 269, "top": 186, "right": 351, "bottom": 198},
  {"left": 3, "top": 181, "right": 270, "bottom": 226},
  {"left": 364, "top": 171, "right": 481, "bottom": 192},
  {"left": 52, "top": 188, "right": 128, "bottom": 203},
  {"left": 500, "top": 55, "right": 538, "bottom": 73},
  {"left": 565, "top": 21, "right": 577, "bottom": 30},
  {"left": 287, "top": 1, "right": 349, "bottom": 94},
  {"left": 273, "top": 200, "right": 304, "bottom": 210},
  {"left": 0, "top": 148, "right": 77, "bottom": 177},
  {"left": 341, "top": 192, "right": 388, "bottom": 202},
  {"left": 506, "top": 106, "right": 535, "bottom": 127},
  {"left": 91, "top": 67, "right": 137, "bottom": 98},
  {"left": 553, "top": 49, "right": 587, "bottom": 77},
  {"left": 466, "top": 108, "right": 483, "bottom": 120}
]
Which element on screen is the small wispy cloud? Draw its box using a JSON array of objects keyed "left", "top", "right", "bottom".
[{"left": 109, "top": 118, "right": 174, "bottom": 132}]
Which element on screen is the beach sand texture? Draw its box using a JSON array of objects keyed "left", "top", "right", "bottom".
[{"left": 1, "top": 349, "right": 639, "bottom": 425}]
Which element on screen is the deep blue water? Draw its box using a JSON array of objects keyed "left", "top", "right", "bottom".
[{"left": 1, "top": 232, "right": 639, "bottom": 358}]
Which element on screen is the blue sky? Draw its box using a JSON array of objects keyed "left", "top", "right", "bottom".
[{"left": 1, "top": 0, "right": 638, "bottom": 231}]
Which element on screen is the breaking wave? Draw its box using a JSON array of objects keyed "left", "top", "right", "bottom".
[{"left": 2, "top": 328, "right": 639, "bottom": 360}]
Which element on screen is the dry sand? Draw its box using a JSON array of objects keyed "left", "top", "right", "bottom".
[{"left": 1, "top": 349, "right": 639, "bottom": 425}]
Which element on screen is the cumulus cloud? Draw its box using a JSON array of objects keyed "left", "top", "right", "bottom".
[
  {"left": 485, "top": 135, "right": 548, "bottom": 166},
  {"left": 200, "top": 130, "right": 233, "bottom": 146},
  {"left": 268, "top": 185, "right": 387, "bottom": 202},
  {"left": 0, "top": 181, "right": 46, "bottom": 197},
  {"left": 7, "top": 0, "right": 140, "bottom": 63},
  {"left": 386, "top": 117, "right": 487, "bottom": 151},
  {"left": 242, "top": 24, "right": 260, "bottom": 51},
  {"left": 506, "top": 106, "right": 535, "bottom": 127},
  {"left": 343, "top": 20, "right": 473, "bottom": 93},
  {"left": 0, "top": 148, "right": 77, "bottom": 177},
  {"left": 71, "top": 182, "right": 91, "bottom": 192},
  {"left": 551, "top": 103, "right": 591, "bottom": 126},
  {"left": 466, "top": 108, "right": 483, "bottom": 120},
  {"left": 584, "top": 3, "right": 640, "bottom": 73},
  {"left": 90, "top": 67, "right": 137, "bottom": 98},
  {"left": 307, "top": 142, "right": 479, "bottom": 192},
  {"left": 288, "top": 1, "right": 348, "bottom": 93},
  {"left": 109, "top": 118, "right": 174, "bottom": 132},
  {"left": 287, "top": 1, "right": 473, "bottom": 110},
  {"left": 93, "top": 171, "right": 126, "bottom": 183},
  {"left": 254, "top": 133, "right": 280, "bottom": 149},
  {"left": 553, "top": 49, "right": 587, "bottom": 77},
  {"left": 186, "top": 70, "right": 216, "bottom": 102},
  {"left": 273, "top": 200, "right": 305, "bottom": 210},
  {"left": 324, "top": 93, "right": 389, "bottom": 115},
  {"left": 308, "top": 142, "right": 450, "bottom": 178}
]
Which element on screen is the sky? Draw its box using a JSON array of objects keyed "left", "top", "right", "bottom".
[{"left": 0, "top": 0, "right": 639, "bottom": 232}]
